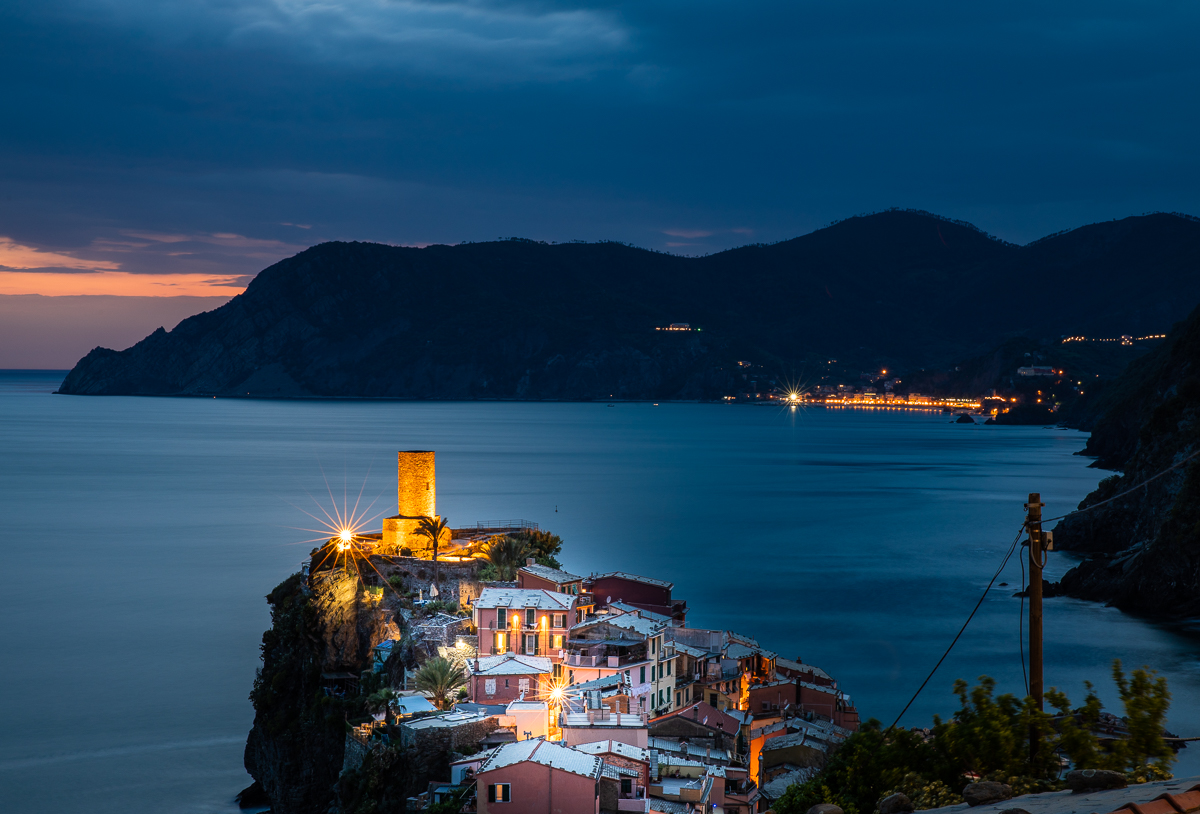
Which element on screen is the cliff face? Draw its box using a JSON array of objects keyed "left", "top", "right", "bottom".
[
  {"left": 1052, "top": 304, "right": 1200, "bottom": 617},
  {"left": 244, "top": 569, "right": 397, "bottom": 814},
  {"left": 58, "top": 211, "right": 1200, "bottom": 400}
]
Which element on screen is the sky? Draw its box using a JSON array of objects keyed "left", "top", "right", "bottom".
[{"left": 2, "top": 1, "right": 1199, "bottom": 367}]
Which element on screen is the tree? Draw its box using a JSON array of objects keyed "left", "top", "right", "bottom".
[
  {"left": 367, "top": 688, "right": 400, "bottom": 743},
  {"left": 485, "top": 535, "right": 531, "bottom": 581},
  {"left": 414, "top": 657, "right": 467, "bottom": 711},
  {"left": 414, "top": 515, "right": 451, "bottom": 586},
  {"left": 509, "top": 529, "right": 564, "bottom": 568}
]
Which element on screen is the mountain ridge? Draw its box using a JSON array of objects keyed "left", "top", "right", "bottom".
[{"left": 57, "top": 210, "right": 1200, "bottom": 400}]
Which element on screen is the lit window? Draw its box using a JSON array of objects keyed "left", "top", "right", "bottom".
[
  {"left": 494, "top": 632, "right": 506, "bottom": 652},
  {"left": 487, "top": 783, "right": 511, "bottom": 803},
  {"left": 553, "top": 634, "right": 564, "bottom": 649}
]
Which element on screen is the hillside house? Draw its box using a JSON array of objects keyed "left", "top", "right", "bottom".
[
  {"left": 469, "top": 654, "right": 553, "bottom": 704},
  {"left": 475, "top": 739, "right": 604, "bottom": 814},
  {"left": 474, "top": 588, "right": 579, "bottom": 660}
]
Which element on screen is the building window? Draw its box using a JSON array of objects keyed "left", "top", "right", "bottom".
[
  {"left": 525, "top": 634, "right": 538, "bottom": 655},
  {"left": 639, "top": 666, "right": 646, "bottom": 684},
  {"left": 676, "top": 691, "right": 681, "bottom": 707},
  {"left": 552, "top": 634, "right": 564, "bottom": 649},
  {"left": 651, "top": 638, "right": 656, "bottom": 654},
  {"left": 666, "top": 660, "right": 671, "bottom": 676},
  {"left": 487, "top": 784, "right": 511, "bottom": 803},
  {"left": 494, "top": 632, "right": 506, "bottom": 652},
  {"left": 650, "top": 666, "right": 656, "bottom": 681},
  {"left": 526, "top": 608, "right": 536, "bottom": 628},
  {"left": 552, "top": 613, "right": 566, "bottom": 628},
  {"left": 553, "top": 663, "right": 564, "bottom": 680},
  {"left": 621, "top": 778, "right": 632, "bottom": 795}
]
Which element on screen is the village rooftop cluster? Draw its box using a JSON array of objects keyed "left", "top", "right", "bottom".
[{"left": 316, "top": 452, "right": 861, "bottom": 813}]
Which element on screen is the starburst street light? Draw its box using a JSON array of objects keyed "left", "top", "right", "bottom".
[{"left": 337, "top": 529, "right": 353, "bottom": 550}]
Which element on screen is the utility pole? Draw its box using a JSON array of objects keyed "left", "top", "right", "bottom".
[{"left": 1025, "top": 492, "right": 1045, "bottom": 761}]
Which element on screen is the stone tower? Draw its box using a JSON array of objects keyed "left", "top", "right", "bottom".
[
  {"left": 382, "top": 450, "right": 447, "bottom": 556},
  {"left": 396, "top": 450, "right": 436, "bottom": 519}
]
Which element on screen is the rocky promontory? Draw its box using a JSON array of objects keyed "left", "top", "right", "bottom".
[{"left": 1052, "top": 302, "right": 1200, "bottom": 617}]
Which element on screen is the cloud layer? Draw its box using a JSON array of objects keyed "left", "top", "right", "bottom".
[{"left": 1, "top": 0, "right": 1198, "bottom": 300}]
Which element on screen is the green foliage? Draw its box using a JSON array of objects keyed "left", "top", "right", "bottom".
[
  {"left": 413, "top": 657, "right": 467, "bottom": 710},
  {"left": 476, "top": 561, "right": 500, "bottom": 581},
  {"left": 337, "top": 745, "right": 430, "bottom": 814},
  {"left": 485, "top": 535, "right": 531, "bottom": 580},
  {"left": 422, "top": 599, "right": 460, "bottom": 615},
  {"left": 510, "top": 529, "right": 564, "bottom": 568},
  {"left": 775, "top": 665, "right": 1175, "bottom": 814}
]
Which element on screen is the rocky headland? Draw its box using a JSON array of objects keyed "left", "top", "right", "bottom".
[
  {"left": 1052, "top": 302, "right": 1200, "bottom": 617},
  {"left": 57, "top": 211, "right": 1200, "bottom": 401}
]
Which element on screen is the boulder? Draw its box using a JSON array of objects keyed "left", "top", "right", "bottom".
[
  {"left": 807, "top": 805, "right": 844, "bottom": 814},
  {"left": 956, "top": 414, "right": 977, "bottom": 424},
  {"left": 1066, "top": 769, "right": 1127, "bottom": 793},
  {"left": 998, "top": 809, "right": 1032, "bottom": 814},
  {"left": 878, "top": 792, "right": 915, "bottom": 814},
  {"left": 962, "top": 781, "right": 1013, "bottom": 807}
]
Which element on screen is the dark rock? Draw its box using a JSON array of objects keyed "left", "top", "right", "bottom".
[
  {"left": 955, "top": 414, "right": 977, "bottom": 423},
  {"left": 962, "top": 781, "right": 1013, "bottom": 807},
  {"left": 235, "top": 781, "right": 270, "bottom": 809},
  {"left": 998, "top": 808, "right": 1032, "bottom": 814},
  {"left": 878, "top": 792, "right": 915, "bottom": 814},
  {"left": 984, "top": 417, "right": 997, "bottom": 424},
  {"left": 807, "top": 805, "right": 844, "bottom": 814},
  {"left": 1065, "top": 769, "right": 1127, "bottom": 793}
]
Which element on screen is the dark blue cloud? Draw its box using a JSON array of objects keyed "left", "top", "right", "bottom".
[{"left": 1, "top": 0, "right": 1198, "bottom": 268}]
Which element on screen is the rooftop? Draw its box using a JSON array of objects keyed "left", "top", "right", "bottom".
[
  {"left": 562, "top": 711, "right": 649, "bottom": 729},
  {"left": 470, "top": 654, "right": 552, "bottom": 676},
  {"left": 401, "top": 710, "right": 493, "bottom": 732},
  {"left": 519, "top": 563, "right": 582, "bottom": 583},
  {"left": 775, "top": 657, "right": 832, "bottom": 681},
  {"left": 921, "top": 777, "right": 1200, "bottom": 814},
  {"left": 475, "top": 587, "right": 575, "bottom": 610},
  {"left": 574, "top": 739, "right": 650, "bottom": 762},
  {"left": 609, "top": 600, "right": 673, "bottom": 624},
  {"left": 477, "top": 738, "right": 604, "bottom": 781},
  {"left": 650, "top": 702, "right": 739, "bottom": 735},
  {"left": 590, "top": 571, "right": 674, "bottom": 590}
]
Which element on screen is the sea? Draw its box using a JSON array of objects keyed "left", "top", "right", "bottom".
[{"left": 1, "top": 370, "right": 1198, "bottom": 814}]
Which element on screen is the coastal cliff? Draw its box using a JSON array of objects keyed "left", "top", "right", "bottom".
[
  {"left": 58, "top": 211, "right": 1200, "bottom": 400},
  {"left": 1052, "top": 303, "right": 1200, "bottom": 617},
  {"left": 244, "top": 567, "right": 398, "bottom": 814}
]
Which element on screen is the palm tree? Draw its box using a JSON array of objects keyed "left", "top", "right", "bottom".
[
  {"left": 366, "top": 687, "right": 400, "bottom": 742},
  {"left": 413, "top": 657, "right": 467, "bottom": 710},
  {"left": 486, "top": 535, "right": 531, "bottom": 581},
  {"left": 414, "top": 515, "right": 450, "bottom": 586}
]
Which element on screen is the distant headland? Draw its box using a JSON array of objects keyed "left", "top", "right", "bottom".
[{"left": 56, "top": 209, "right": 1200, "bottom": 404}]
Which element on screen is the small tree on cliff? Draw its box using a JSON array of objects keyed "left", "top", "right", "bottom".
[
  {"left": 414, "top": 657, "right": 467, "bottom": 711},
  {"left": 414, "top": 515, "right": 451, "bottom": 587},
  {"left": 367, "top": 688, "right": 400, "bottom": 742}
]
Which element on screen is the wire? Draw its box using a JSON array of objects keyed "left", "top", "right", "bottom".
[
  {"left": 887, "top": 525, "right": 1025, "bottom": 731},
  {"left": 1042, "top": 446, "right": 1200, "bottom": 524}
]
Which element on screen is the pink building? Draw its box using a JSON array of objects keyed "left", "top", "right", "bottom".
[
  {"left": 516, "top": 561, "right": 584, "bottom": 595},
  {"left": 474, "top": 588, "right": 579, "bottom": 661},
  {"left": 469, "top": 654, "right": 552, "bottom": 704},
  {"left": 475, "top": 739, "right": 603, "bottom": 814}
]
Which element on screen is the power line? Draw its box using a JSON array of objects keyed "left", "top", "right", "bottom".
[
  {"left": 888, "top": 525, "right": 1025, "bottom": 731},
  {"left": 1042, "top": 446, "right": 1200, "bottom": 524}
]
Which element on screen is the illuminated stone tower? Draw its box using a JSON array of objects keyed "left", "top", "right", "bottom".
[
  {"left": 397, "top": 450, "right": 436, "bottom": 518},
  {"left": 382, "top": 450, "right": 447, "bottom": 556}
]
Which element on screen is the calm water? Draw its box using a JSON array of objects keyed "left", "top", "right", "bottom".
[{"left": 1, "top": 370, "right": 1198, "bottom": 813}]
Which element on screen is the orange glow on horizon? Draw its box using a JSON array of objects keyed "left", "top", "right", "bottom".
[{"left": 0, "top": 270, "right": 248, "bottom": 297}]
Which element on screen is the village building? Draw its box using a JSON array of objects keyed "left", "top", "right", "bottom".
[
  {"left": 474, "top": 739, "right": 604, "bottom": 814},
  {"left": 516, "top": 560, "right": 584, "bottom": 594},
  {"left": 473, "top": 587, "right": 579, "bottom": 660},
  {"left": 585, "top": 572, "right": 688, "bottom": 625},
  {"left": 565, "top": 613, "right": 676, "bottom": 717},
  {"left": 468, "top": 654, "right": 553, "bottom": 704},
  {"left": 560, "top": 707, "right": 651, "bottom": 749},
  {"left": 573, "top": 740, "right": 652, "bottom": 803}
]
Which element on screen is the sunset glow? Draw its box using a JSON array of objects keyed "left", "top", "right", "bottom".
[{"left": 0, "top": 271, "right": 248, "bottom": 297}]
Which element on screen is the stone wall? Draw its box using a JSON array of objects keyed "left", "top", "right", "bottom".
[
  {"left": 400, "top": 716, "right": 500, "bottom": 752},
  {"left": 373, "top": 556, "right": 483, "bottom": 610}
]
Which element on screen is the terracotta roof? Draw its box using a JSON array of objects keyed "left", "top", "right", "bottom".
[
  {"left": 649, "top": 702, "right": 739, "bottom": 735},
  {"left": 1101, "top": 784, "right": 1200, "bottom": 814}
]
